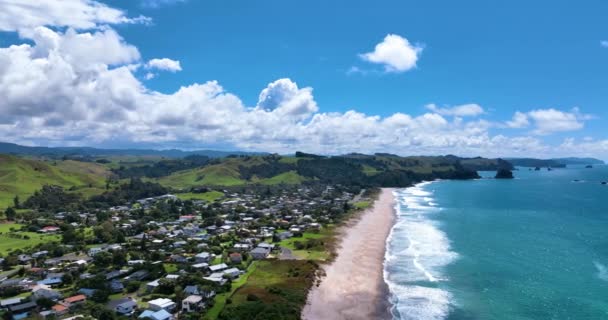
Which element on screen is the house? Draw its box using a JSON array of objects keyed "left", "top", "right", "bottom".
[
  {"left": 52, "top": 304, "right": 69, "bottom": 316},
  {"left": 194, "top": 252, "right": 211, "bottom": 263},
  {"left": 110, "top": 279, "right": 124, "bottom": 293},
  {"left": 138, "top": 309, "right": 173, "bottom": 320},
  {"left": 8, "top": 301, "right": 37, "bottom": 314},
  {"left": 229, "top": 252, "right": 242, "bottom": 263},
  {"left": 250, "top": 247, "right": 270, "bottom": 260},
  {"left": 183, "top": 285, "right": 200, "bottom": 296},
  {"left": 277, "top": 231, "right": 293, "bottom": 240},
  {"left": 257, "top": 242, "right": 276, "bottom": 250},
  {"left": 32, "top": 250, "right": 49, "bottom": 259},
  {"left": 0, "top": 297, "right": 22, "bottom": 309},
  {"left": 114, "top": 298, "right": 138, "bottom": 315},
  {"left": 77, "top": 288, "right": 97, "bottom": 298},
  {"left": 208, "top": 263, "right": 228, "bottom": 272},
  {"left": 39, "top": 226, "right": 60, "bottom": 233},
  {"left": 125, "top": 270, "right": 149, "bottom": 281},
  {"left": 222, "top": 267, "right": 241, "bottom": 279},
  {"left": 17, "top": 254, "right": 32, "bottom": 264},
  {"left": 38, "top": 272, "right": 64, "bottom": 286},
  {"left": 148, "top": 298, "right": 175, "bottom": 312},
  {"left": 88, "top": 247, "right": 103, "bottom": 256},
  {"left": 146, "top": 279, "right": 161, "bottom": 292},
  {"left": 192, "top": 263, "right": 208, "bottom": 270},
  {"left": 203, "top": 274, "right": 227, "bottom": 285},
  {"left": 181, "top": 295, "right": 203, "bottom": 313},
  {"left": 233, "top": 243, "right": 250, "bottom": 251},
  {"left": 62, "top": 294, "right": 87, "bottom": 308},
  {"left": 32, "top": 284, "right": 62, "bottom": 300}
]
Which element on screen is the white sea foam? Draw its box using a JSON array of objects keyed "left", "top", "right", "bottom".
[
  {"left": 384, "top": 183, "right": 457, "bottom": 320},
  {"left": 594, "top": 261, "right": 608, "bottom": 281}
]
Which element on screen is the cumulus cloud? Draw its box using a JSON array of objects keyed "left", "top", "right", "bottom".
[
  {"left": 0, "top": 0, "right": 150, "bottom": 34},
  {"left": 256, "top": 79, "right": 318, "bottom": 121},
  {"left": 147, "top": 58, "right": 182, "bottom": 72},
  {"left": 527, "top": 108, "right": 586, "bottom": 135},
  {"left": 0, "top": 0, "right": 603, "bottom": 159},
  {"left": 360, "top": 34, "right": 423, "bottom": 73},
  {"left": 425, "top": 103, "right": 484, "bottom": 117},
  {"left": 505, "top": 111, "right": 530, "bottom": 128}
]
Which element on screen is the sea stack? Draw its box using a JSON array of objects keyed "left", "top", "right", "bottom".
[{"left": 495, "top": 169, "right": 514, "bottom": 179}]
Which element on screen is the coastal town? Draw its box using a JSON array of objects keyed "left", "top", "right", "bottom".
[{"left": 0, "top": 182, "right": 372, "bottom": 320}]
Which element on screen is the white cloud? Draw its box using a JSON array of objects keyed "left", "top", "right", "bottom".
[
  {"left": 141, "top": 0, "right": 187, "bottom": 8},
  {"left": 601, "top": 40, "right": 608, "bottom": 48},
  {"left": 505, "top": 111, "right": 530, "bottom": 128},
  {"left": 147, "top": 58, "right": 182, "bottom": 72},
  {"left": 0, "top": 0, "right": 150, "bottom": 34},
  {"left": 0, "top": 0, "right": 603, "bottom": 159},
  {"left": 360, "top": 34, "right": 423, "bottom": 73},
  {"left": 425, "top": 103, "right": 484, "bottom": 117},
  {"left": 527, "top": 108, "right": 585, "bottom": 135},
  {"left": 256, "top": 79, "right": 318, "bottom": 121}
]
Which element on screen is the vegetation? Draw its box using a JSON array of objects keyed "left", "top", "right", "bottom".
[
  {"left": 0, "top": 155, "right": 108, "bottom": 209},
  {"left": 218, "top": 260, "right": 317, "bottom": 320}
]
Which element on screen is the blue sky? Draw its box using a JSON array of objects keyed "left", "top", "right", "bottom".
[{"left": 0, "top": 0, "right": 607, "bottom": 157}]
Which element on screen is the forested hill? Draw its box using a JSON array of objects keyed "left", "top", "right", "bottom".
[
  {"left": 0, "top": 151, "right": 513, "bottom": 209},
  {"left": 153, "top": 152, "right": 502, "bottom": 190}
]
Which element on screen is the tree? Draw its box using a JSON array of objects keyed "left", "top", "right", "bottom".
[
  {"left": 4, "top": 207, "right": 16, "bottom": 221},
  {"left": 13, "top": 195, "right": 19, "bottom": 209},
  {"left": 36, "top": 297, "right": 55, "bottom": 309}
]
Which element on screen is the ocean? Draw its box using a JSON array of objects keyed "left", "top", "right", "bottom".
[{"left": 384, "top": 165, "right": 608, "bottom": 320}]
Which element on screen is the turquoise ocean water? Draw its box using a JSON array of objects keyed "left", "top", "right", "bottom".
[{"left": 385, "top": 165, "right": 608, "bottom": 320}]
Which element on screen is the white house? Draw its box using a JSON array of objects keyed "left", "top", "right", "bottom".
[
  {"left": 148, "top": 298, "right": 175, "bottom": 312},
  {"left": 181, "top": 295, "right": 203, "bottom": 313}
]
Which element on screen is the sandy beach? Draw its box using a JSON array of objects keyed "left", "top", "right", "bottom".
[{"left": 302, "top": 188, "right": 395, "bottom": 320}]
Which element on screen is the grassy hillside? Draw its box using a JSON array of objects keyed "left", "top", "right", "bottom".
[
  {"left": 155, "top": 153, "right": 486, "bottom": 190},
  {"left": 0, "top": 155, "right": 110, "bottom": 209}
]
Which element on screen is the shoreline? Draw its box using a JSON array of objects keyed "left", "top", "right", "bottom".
[{"left": 302, "top": 188, "right": 396, "bottom": 320}]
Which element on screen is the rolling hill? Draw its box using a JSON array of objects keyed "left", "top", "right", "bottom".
[{"left": 0, "top": 155, "right": 111, "bottom": 208}]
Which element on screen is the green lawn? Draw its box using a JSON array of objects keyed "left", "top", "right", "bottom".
[
  {"left": 0, "top": 223, "right": 61, "bottom": 255},
  {"left": 204, "top": 262, "right": 258, "bottom": 320},
  {"left": 354, "top": 200, "right": 371, "bottom": 209},
  {"left": 163, "top": 263, "right": 179, "bottom": 273},
  {"left": 176, "top": 191, "right": 224, "bottom": 202},
  {"left": 278, "top": 231, "right": 332, "bottom": 260}
]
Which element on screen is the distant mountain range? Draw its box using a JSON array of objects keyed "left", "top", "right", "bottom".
[
  {"left": 506, "top": 157, "right": 605, "bottom": 168},
  {"left": 0, "top": 142, "right": 265, "bottom": 159}
]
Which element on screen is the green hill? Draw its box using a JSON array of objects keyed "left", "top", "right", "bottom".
[
  {"left": 0, "top": 155, "right": 111, "bottom": 209},
  {"left": 155, "top": 153, "right": 488, "bottom": 190}
]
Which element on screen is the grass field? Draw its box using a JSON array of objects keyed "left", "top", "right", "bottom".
[
  {"left": 0, "top": 223, "right": 61, "bottom": 255},
  {"left": 353, "top": 200, "right": 371, "bottom": 209},
  {"left": 204, "top": 262, "right": 258, "bottom": 320},
  {"left": 218, "top": 260, "right": 317, "bottom": 319},
  {"left": 157, "top": 164, "right": 245, "bottom": 189},
  {"left": 176, "top": 191, "right": 224, "bottom": 202},
  {"left": 278, "top": 231, "right": 333, "bottom": 261},
  {"left": 0, "top": 155, "right": 109, "bottom": 209},
  {"left": 259, "top": 171, "right": 305, "bottom": 185}
]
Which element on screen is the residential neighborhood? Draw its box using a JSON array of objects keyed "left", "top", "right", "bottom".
[{"left": 0, "top": 184, "right": 366, "bottom": 320}]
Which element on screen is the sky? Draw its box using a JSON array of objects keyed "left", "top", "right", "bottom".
[{"left": 0, "top": 0, "right": 607, "bottom": 158}]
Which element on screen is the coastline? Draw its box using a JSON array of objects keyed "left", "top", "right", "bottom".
[{"left": 302, "top": 188, "right": 396, "bottom": 320}]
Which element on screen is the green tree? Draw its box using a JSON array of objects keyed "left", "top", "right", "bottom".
[
  {"left": 13, "top": 195, "right": 19, "bottom": 209},
  {"left": 4, "top": 207, "right": 16, "bottom": 221}
]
